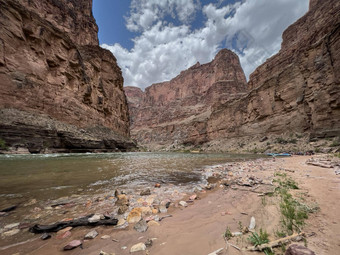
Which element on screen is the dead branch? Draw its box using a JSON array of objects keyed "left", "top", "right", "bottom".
[{"left": 243, "top": 232, "right": 304, "bottom": 251}]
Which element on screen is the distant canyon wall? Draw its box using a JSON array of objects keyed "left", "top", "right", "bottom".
[
  {"left": 125, "top": 49, "right": 248, "bottom": 147},
  {"left": 0, "top": 0, "right": 134, "bottom": 153},
  {"left": 126, "top": 0, "right": 340, "bottom": 150}
]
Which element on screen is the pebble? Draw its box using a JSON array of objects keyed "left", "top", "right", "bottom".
[
  {"left": 101, "top": 235, "right": 111, "bottom": 239},
  {"left": 56, "top": 230, "right": 71, "bottom": 239},
  {"left": 189, "top": 194, "right": 197, "bottom": 200},
  {"left": 84, "top": 229, "right": 98, "bottom": 239},
  {"left": 179, "top": 201, "right": 188, "bottom": 207},
  {"left": 134, "top": 219, "right": 148, "bottom": 233},
  {"left": 130, "top": 242, "right": 146, "bottom": 253},
  {"left": 117, "top": 218, "right": 126, "bottom": 226},
  {"left": 147, "top": 220, "right": 160, "bottom": 227},
  {"left": 127, "top": 208, "right": 142, "bottom": 223},
  {"left": 56, "top": 227, "right": 72, "bottom": 236},
  {"left": 249, "top": 216, "right": 256, "bottom": 230},
  {"left": 158, "top": 205, "right": 167, "bottom": 213},
  {"left": 63, "top": 240, "right": 82, "bottom": 250},
  {"left": 121, "top": 246, "right": 127, "bottom": 250},
  {"left": 145, "top": 239, "right": 153, "bottom": 247},
  {"left": 88, "top": 214, "right": 101, "bottom": 223},
  {"left": 140, "top": 188, "right": 151, "bottom": 196},
  {"left": 100, "top": 251, "right": 115, "bottom": 255},
  {"left": 155, "top": 183, "right": 161, "bottom": 188}
]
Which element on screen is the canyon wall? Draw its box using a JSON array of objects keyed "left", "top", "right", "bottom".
[
  {"left": 127, "top": 0, "right": 340, "bottom": 151},
  {"left": 0, "top": 0, "right": 134, "bottom": 153},
  {"left": 125, "top": 49, "right": 247, "bottom": 148}
]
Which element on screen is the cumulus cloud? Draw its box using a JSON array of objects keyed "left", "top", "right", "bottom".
[{"left": 102, "top": 0, "right": 309, "bottom": 89}]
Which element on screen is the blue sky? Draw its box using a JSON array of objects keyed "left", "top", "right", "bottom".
[{"left": 93, "top": 0, "right": 309, "bottom": 89}]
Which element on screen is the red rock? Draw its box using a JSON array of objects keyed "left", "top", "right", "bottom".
[
  {"left": 63, "top": 240, "right": 82, "bottom": 250},
  {"left": 189, "top": 194, "right": 197, "bottom": 200},
  {"left": 155, "top": 183, "right": 161, "bottom": 188},
  {"left": 285, "top": 244, "right": 316, "bottom": 255},
  {"left": 57, "top": 230, "right": 71, "bottom": 240},
  {"left": 0, "top": 0, "right": 134, "bottom": 153}
]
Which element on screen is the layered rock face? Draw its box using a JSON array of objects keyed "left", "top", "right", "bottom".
[
  {"left": 207, "top": 0, "right": 340, "bottom": 144},
  {"left": 127, "top": 0, "right": 339, "bottom": 151},
  {"left": 0, "top": 0, "right": 134, "bottom": 153},
  {"left": 125, "top": 49, "right": 247, "bottom": 147}
]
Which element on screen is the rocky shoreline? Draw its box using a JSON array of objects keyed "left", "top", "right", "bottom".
[{"left": 1, "top": 155, "right": 339, "bottom": 254}]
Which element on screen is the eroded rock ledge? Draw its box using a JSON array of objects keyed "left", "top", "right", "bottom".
[{"left": 0, "top": 0, "right": 135, "bottom": 153}]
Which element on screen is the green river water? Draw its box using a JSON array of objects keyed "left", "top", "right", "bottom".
[{"left": 0, "top": 152, "right": 262, "bottom": 209}]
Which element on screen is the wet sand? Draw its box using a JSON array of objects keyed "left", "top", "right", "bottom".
[{"left": 1, "top": 156, "right": 339, "bottom": 255}]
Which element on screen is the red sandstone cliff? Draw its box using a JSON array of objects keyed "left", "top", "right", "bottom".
[
  {"left": 125, "top": 49, "right": 247, "bottom": 147},
  {"left": 0, "top": 0, "right": 134, "bottom": 153},
  {"left": 126, "top": 0, "right": 340, "bottom": 151}
]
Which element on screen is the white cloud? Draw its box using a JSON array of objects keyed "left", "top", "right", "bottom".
[{"left": 102, "top": 0, "right": 309, "bottom": 89}]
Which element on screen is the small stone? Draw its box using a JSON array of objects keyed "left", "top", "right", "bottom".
[
  {"left": 248, "top": 216, "right": 256, "bottom": 230},
  {"left": 152, "top": 208, "right": 158, "bottom": 214},
  {"left": 165, "top": 201, "right": 171, "bottom": 208},
  {"left": 41, "top": 233, "right": 51, "bottom": 240},
  {"left": 1, "top": 228, "right": 20, "bottom": 237},
  {"left": 118, "top": 205, "right": 128, "bottom": 214},
  {"left": 285, "top": 244, "right": 316, "bottom": 255},
  {"left": 141, "top": 206, "right": 152, "bottom": 216},
  {"left": 232, "top": 231, "right": 242, "bottom": 237},
  {"left": 155, "top": 183, "right": 161, "bottom": 188},
  {"left": 85, "top": 230, "right": 98, "bottom": 239},
  {"left": 158, "top": 205, "right": 167, "bottom": 213},
  {"left": 56, "top": 227, "right": 72, "bottom": 236},
  {"left": 179, "top": 201, "right": 188, "bottom": 207},
  {"left": 145, "top": 239, "right": 153, "bottom": 247},
  {"left": 88, "top": 214, "right": 101, "bottom": 223},
  {"left": 117, "top": 218, "right": 126, "bottom": 226},
  {"left": 127, "top": 208, "right": 142, "bottom": 223},
  {"left": 140, "top": 188, "right": 151, "bottom": 196},
  {"left": 116, "top": 194, "right": 129, "bottom": 206},
  {"left": 99, "top": 251, "right": 115, "bottom": 255},
  {"left": 63, "top": 240, "right": 82, "bottom": 250},
  {"left": 56, "top": 230, "right": 71, "bottom": 239},
  {"left": 114, "top": 189, "right": 121, "bottom": 197},
  {"left": 121, "top": 246, "right": 127, "bottom": 250},
  {"left": 148, "top": 220, "right": 160, "bottom": 227},
  {"left": 130, "top": 242, "right": 146, "bottom": 253},
  {"left": 189, "top": 194, "right": 197, "bottom": 200},
  {"left": 134, "top": 219, "right": 148, "bottom": 233},
  {"left": 101, "top": 235, "right": 111, "bottom": 239}
]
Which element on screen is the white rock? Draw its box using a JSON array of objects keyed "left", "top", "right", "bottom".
[
  {"left": 130, "top": 242, "right": 146, "bottom": 253},
  {"left": 249, "top": 216, "right": 256, "bottom": 230},
  {"left": 179, "top": 201, "right": 188, "bottom": 207},
  {"left": 84, "top": 230, "right": 98, "bottom": 239},
  {"left": 88, "top": 214, "right": 101, "bottom": 223}
]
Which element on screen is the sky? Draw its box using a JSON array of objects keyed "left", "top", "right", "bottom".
[{"left": 93, "top": 0, "right": 309, "bottom": 90}]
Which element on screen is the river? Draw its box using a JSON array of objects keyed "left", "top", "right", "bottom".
[{"left": 0, "top": 152, "right": 262, "bottom": 208}]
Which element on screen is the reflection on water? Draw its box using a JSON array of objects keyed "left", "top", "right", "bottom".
[{"left": 0, "top": 152, "right": 261, "bottom": 207}]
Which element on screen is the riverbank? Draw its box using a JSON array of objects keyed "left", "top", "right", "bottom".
[{"left": 1, "top": 155, "right": 339, "bottom": 255}]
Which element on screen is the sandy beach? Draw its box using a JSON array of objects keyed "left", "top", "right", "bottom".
[{"left": 1, "top": 155, "right": 339, "bottom": 255}]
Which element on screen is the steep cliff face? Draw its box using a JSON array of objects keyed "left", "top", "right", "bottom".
[
  {"left": 125, "top": 49, "right": 247, "bottom": 147},
  {"left": 0, "top": 0, "right": 134, "bottom": 153},
  {"left": 126, "top": 0, "right": 339, "bottom": 151},
  {"left": 207, "top": 0, "right": 340, "bottom": 145}
]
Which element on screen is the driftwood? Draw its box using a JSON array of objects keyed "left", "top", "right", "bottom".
[
  {"left": 243, "top": 232, "right": 304, "bottom": 251},
  {"left": 29, "top": 214, "right": 118, "bottom": 233}
]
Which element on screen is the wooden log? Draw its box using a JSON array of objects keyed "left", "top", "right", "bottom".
[{"left": 29, "top": 215, "right": 118, "bottom": 233}]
